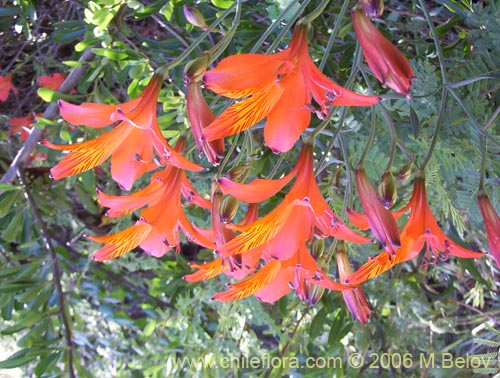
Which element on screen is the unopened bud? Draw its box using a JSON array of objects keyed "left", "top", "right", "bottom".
[
  {"left": 359, "top": 0, "right": 384, "bottom": 18},
  {"left": 220, "top": 196, "right": 239, "bottom": 223},
  {"left": 226, "top": 162, "right": 250, "bottom": 182},
  {"left": 183, "top": 5, "right": 208, "bottom": 30},
  {"left": 335, "top": 242, "right": 352, "bottom": 282},
  {"left": 184, "top": 54, "right": 210, "bottom": 84},
  {"left": 310, "top": 239, "right": 325, "bottom": 259},
  {"left": 378, "top": 170, "right": 397, "bottom": 209},
  {"left": 396, "top": 160, "right": 413, "bottom": 183}
]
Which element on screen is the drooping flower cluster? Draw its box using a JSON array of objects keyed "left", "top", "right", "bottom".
[{"left": 38, "top": 1, "right": 497, "bottom": 327}]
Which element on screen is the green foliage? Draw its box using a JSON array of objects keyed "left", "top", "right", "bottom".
[{"left": 1, "top": 0, "right": 500, "bottom": 377}]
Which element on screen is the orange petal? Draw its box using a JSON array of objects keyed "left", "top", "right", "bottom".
[
  {"left": 355, "top": 166, "right": 401, "bottom": 256},
  {"left": 351, "top": 8, "right": 414, "bottom": 96},
  {"left": 217, "top": 168, "right": 296, "bottom": 203},
  {"left": 203, "top": 83, "right": 283, "bottom": 141},
  {"left": 183, "top": 258, "right": 225, "bottom": 282},
  {"left": 110, "top": 127, "right": 158, "bottom": 190},
  {"left": 97, "top": 177, "right": 165, "bottom": 217},
  {"left": 212, "top": 259, "right": 282, "bottom": 302},
  {"left": 90, "top": 222, "right": 152, "bottom": 261},
  {"left": 478, "top": 191, "right": 500, "bottom": 267},
  {"left": 264, "top": 68, "right": 311, "bottom": 152},
  {"left": 58, "top": 100, "right": 139, "bottom": 128},
  {"left": 204, "top": 52, "right": 291, "bottom": 98},
  {"left": 42, "top": 122, "right": 132, "bottom": 180}
]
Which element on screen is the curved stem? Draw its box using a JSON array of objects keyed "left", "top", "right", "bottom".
[
  {"left": 209, "top": 0, "right": 242, "bottom": 62},
  {"left": 418, "top": 0, "right": 448, "bottom": 85},
  {"left": 156, "top": 2, "right": 238, "bottom": 79},
  {"left": 298, "top": 0, "right": 331, "bottom": 25},
  {"left": 478, "top": 134, "right": 486, "bottom": 190},
  {"left": 358, "top": 105, "right": 377, "bottom": 165},
  {"left": 338, "top": 134, "right": 353, "bottom": 219},
  {"left": 319, "top": 0, "right": 351, "bottom": 71},
  {"left": 420, "top": 87, "right": 448, "bottom": 169},
  {"left": 18, "top": 169, "right": 75, "bottom": 378},
  {"left": 216, "top": 133, "right": 240, "bottom": 176}
]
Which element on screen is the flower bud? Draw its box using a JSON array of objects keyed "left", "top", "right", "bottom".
[
  {"left": 184, "top": 54, "right": 210, "bottom": 84},
  {"left": 220, "top": 196, "right": 239, "bottom": 223},
  {"left": 310, "top": 239, "right": 325, "bottom": 259},
  {"left": 378, "top": 170, "right": 397, "bottom": 209},
  {"left": 226, "top": 162, "right": 251, "bottom": 182},
  {"left": 183, "top": 5, "right": 208, "bottom": 30},
  {"left": 359, "top": 0, "right": 384, "bottom": 18},
  {"left": 396, "top": 160, "right": 413, "bottom": 183}
]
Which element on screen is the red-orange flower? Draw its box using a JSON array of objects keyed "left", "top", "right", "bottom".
[
  {"left": 183, "top": 187, "right": 260, "bottom": 282},
  {"left": 217, "top": 143, "right": 371, "bottom": 259},
  {"left": 347, "top": 175, "right": 483, "bottom": 285},
  {"left": 186, "top": 80, "right": 224, "bottom": 165},
  {"left": 0, "top": 74, "right": 18, "bottom": 102},
  {"left": 349, "top": 166, "right": 401, "bottom": 258},
  {"left": 9, "top": 114, "right": 37, "bottom": 141},
  {"left": 478, "top": 190, "right": 500, "bottom": 269},
  {"left": 351, "top": 7, "right": 414, "bottom": 97},
  {"left": 212, "top": 244, "right": 349, "bottom": 302},
  {"left": 203, "top": 24, "right": 379, "bottom": 152},
  {"left": 42, "top": 74, "right": 202, "bottom": 190},
  {"left": 39, "top": 73, "right": 65, "bottom": 91},
  {"left": 199, "top": 143, "right": 369, "bottom": 302},
  {"left": 336, "top": 244, "right": 371, "bottom": 324},
  {"left": 89, "top": 137, "right": 215, "bottom": 261}
]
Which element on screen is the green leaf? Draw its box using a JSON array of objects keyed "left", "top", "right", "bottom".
[
  {"left": 309, "top": 308, "right": 327, "bottom": 339},
  {"left": 0, "top": 280, "right": 40, "bottom": 293},
  {"left": 0, "top": 183, "right": 21, "bottom": 191},
  {"left": 0, "top": 350, "right": 38, "bottom": 369},
  {"left": 2, "top": 210, "right": 24, "bottom": 243},
  {"left": 211, "top": 0, "right": 234, "bottom": 9},
  {"left": 0, "top": 7, "right": 19, "bottom": 17}
]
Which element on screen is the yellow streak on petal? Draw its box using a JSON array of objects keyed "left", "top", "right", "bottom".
[
  {"left": 90, "top": 222, "right": 152, "bottom": 261},
  {"left": 212, "top": 260, "right": 282, "bottom": 302}
]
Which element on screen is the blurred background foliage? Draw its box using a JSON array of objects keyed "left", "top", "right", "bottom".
[{"left": 0, "top": 0, "right": 499, "bottom": 377}]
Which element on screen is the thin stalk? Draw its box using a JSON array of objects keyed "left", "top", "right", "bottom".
[
  {"left": 478, "top": 134, "right": 486, "bottom": 190},
  {"left": 156, "top": 2, "right": 238, "bottom": 78},
  {"left": 298, "top": 0, "right": 331, "bottom": 25},
  {"left": 18, "top": 169, "right": 75, "bottom": 378},
  {"left": 420, "top": 87, "right": 448, "bottom": 169},
  {"left": 338, "top": 134, "right": 353, "bottom": 219},
  {"left": 208, "top": 0, "right": 243, "bottom": 62},
  {"left": 358, "top": 105, "right": 377, "bottom": 165},
  {"left": 418, "top": 0, "right": 448, "bottom": 85},
  {"left": 253, "top": 0, "right": 311, "bottom": 54},
  {"left": 216, "top": 133, "right": 240, "bottom": 176},
  {"left": 319, "top": 0, "right": 351, "bottom": 71}
]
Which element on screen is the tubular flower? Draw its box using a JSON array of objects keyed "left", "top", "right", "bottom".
[
  {"left": 42, "top": 74, "right": 202, "bottom": 190},
  {"left": 90, "top": 138, "right": 215, "bottom": 261},
  {"left": 347, "top": 175, "right": 483, "bottom": 285},
  {"left": 478, "top": 190, "right": 500, "bottom": 268},
  {"left": 351, "top": 7, "right": 414, "bottom": 97},
  {"left": 184, "top": 185, "right": 260, "bottom": 282},
  {"left": 336, "top": 244, "right": 371, "bottom": 324},
  {"left": 217, "top": 142, "right": 371, "bottom": 260},
  {"left": 186, "top": 77, "right": 224, "bottom": 165},
  {"left": 204, "top": 142, "right": 368, "bottom": 302},
  {"left": 203, "top": 24, "right": 379, "bottom": 152},
  {"left": 349, "top": 166, "right": 402, "bottom": 258},
  {"left": 213, "top": 245, "right": 349, "bottom": 303},
  {"left": 0, "top": 73, "right": 18, "bottom": 102}
]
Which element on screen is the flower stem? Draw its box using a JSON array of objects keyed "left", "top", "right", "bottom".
[{"left": 156, "top": 2, "right": 238, "bottom": 79}]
